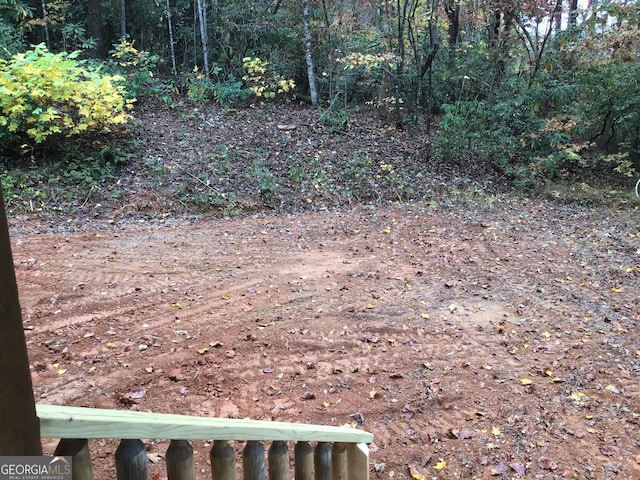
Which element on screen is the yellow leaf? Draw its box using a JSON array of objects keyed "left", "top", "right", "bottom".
[
  {"left": 545, "top": 370, "right": 553, "bottom": 377},
  {"left": 369, "top": 390, "right": 378, "bottom": 399},
  {"left": 53, "top": 362, "right": 60, "bottom": 368},
  {"left": 366, "top": 303, "right": 376, "bottom": 309},
  {"left": 541, "top": 331, "right": 551, "bottom": 338},
  {"left": 420, "top": 313, "right": 430, "bottom": 319},
  {"left": 611, "top": 286, "right": 622, "bottom": 292},
  {"left": 322, "top": 402, "right": 330, "bottom": 408},
  {"left": 520, "top": 378, "right": 533, "bottom": 385},
  {"left": 106, "top": 342, "right": 116, "bottom": 349},
  {"left": 551, "top": 377, "right": 564, "bottom": 383},
  {"left": 197, "top": 348, "right": 208, "bottom": 354},
  {"left": 401, "top": 323, "right": 408, "bottom": 330},
  {"left": 145, "top": 367, "right": 154, "bottom": 373},
  {"left": 434, "top": 459, "right": 447, "bottom": 470},
  {"left": 88, "top": 366, "right": 96, "bottom": 373},
  {"left": 171, "top": 302, "right": 180, "bottom": 308},
  {"left": 492, "top": 426, "right": 501, "bottom": 436},
  {"left": 221, "top": 293, "right": 230, "bottom": 300},
  {"left": 585, "top": 414, "right": 593, "bottom": 419},
  {"left": 301, "top": 329, "right": 309, "bottom": 335},
  {"left": 56, "top": 369, "right": 67, "bottom": 375}
]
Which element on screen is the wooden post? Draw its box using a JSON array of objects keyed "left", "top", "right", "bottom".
[
  {"left": 267, "top": 441, "right": 289, "bottom": 480},
  {"left": 346, "top": 443, "right": 369, "bottom": 480},
  {"left": 242, "top": 441, "right": 265, "bottom": 480},
  {"left": 0, "top": 185, "right": 42, "bottom": 455},
  {"left": 166, "top": 440, "right": 195, "bottom": 480},
  {"left": 210, "top": 440, "right": 236, "bottom": 480},
  {"left": 55, "top": 439, "right": 93, "bottom": 480},
  {"left": 115, "top": 439, "right": 148, "bottom": 480},
  {"left": 294, "top": 442, "right": 313, "bottom": 480},
  {"left": 314, "top": 442, "right": 331, "bottom": 480},
  {"left": 331, "top": 443, "right": 347, "bottom": 480}
]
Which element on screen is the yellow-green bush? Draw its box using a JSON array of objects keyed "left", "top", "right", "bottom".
[{"left": 0, "top": 44, "right": 134, "bottom": 147}]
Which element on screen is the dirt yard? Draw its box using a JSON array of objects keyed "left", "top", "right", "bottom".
[{"left": 9, "top": 197, "right": 640, "bottom": 479}]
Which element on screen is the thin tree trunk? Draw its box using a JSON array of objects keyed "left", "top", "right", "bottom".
[
  {"left": 302, "top": 0, "right": 318, "bottom": 106},
  {"left": 568, "top": 0, "right": 578, "bottom": 29},
  {"left": 41, "top": 0, "right": 50, "bottom": 49},
  {"left": 0, "top": 186, "right": 42, "bottom": 456},
  {"left": 196, "top": 0, "right": 210, "bottom": 78},
  {"left": 120, "top": 0, "right": 127, "bottom": 39},
  {"left": 166, "top": 0, "right": 177, "bottom": 74}
]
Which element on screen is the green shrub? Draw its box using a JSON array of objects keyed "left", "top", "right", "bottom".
[{"left": 0, "top": 44, "right": 134, "bottom": 149}]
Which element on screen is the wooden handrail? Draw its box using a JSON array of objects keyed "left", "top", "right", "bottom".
[{"left": 37, "top": 404, "right": 373, "bottom": 443}]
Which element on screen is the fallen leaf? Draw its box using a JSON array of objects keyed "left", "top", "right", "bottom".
[
  {"left": 420, "top": 313, "right": 430, "bottom": 319},
  {"left": 197, "top": 348, "right": 208, "bottom": 354},
  {"left": 509, "top": 462, "right": 525, "bottom": 476},
  {"left": 408, "top": 465, "right": 424, "bottom": 480},
  {"left": 611, "top": 286, "right": 622, "bottom": 292},
  {"left": 434, "top": 459, "right": 446, "bottom": 471},
  {"left": 541, "top": 331, "right": 551, "bottom": 338},
  {"left": 106, "top": 342, "right": 116, "bottom": 349},
  {"left": 605, "top": 384, "right": 619, "bottom": 394},
  {"left": 520, "top": 378, "right": 533, "bottom": 385},
  {"left": 600, "top": 443, "right": 618, "bottom": 456},
  {"left": 451, "top": 427, "right": 473, "bottom": 440},
  {"left": 56, "top": 369, "right": 67, "bottom": 375},
  {"left": 490, "top": 464, "right": 507, "bottom": 476},
  {"left": 401, "top": 404, "right": 416, "bottom": 419},
  {"left": 369, "top": 390, "right": 378, "bottom": 399},
  {"left": 145, "top": 367, "right": 153, "bottom": 373},
  {"left": 537, "top": 457, "right": 557, "bottom": 470},
  {"left": 492, "top": 426, "right": 501, "bottom": 436},
  {"left": 366, "top": 303, "right": 376, "bottom": 309},
  {"left": 124, "top": 389, "right": 147, "bottom": 399},
  {"left": 221, "top": 293, "right": 230, "bottom": 300}
]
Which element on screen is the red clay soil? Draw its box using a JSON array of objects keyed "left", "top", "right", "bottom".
[{"left": 10, "top": 200, "right": 640, "bottom": 479}]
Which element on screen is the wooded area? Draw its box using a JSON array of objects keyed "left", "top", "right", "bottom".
[{"left": 0, "top": 0, "right": 639, "bottom": 189}]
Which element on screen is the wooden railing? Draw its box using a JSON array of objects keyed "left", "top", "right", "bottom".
[{"left": 37, "top": 404, "right": 373, "bottom": 480}]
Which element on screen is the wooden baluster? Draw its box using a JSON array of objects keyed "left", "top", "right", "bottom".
[
  {"left": 331, "top": 443, "right": 347, "bottom": 480},
  {"left": 166, "top": 440, "right": 195, "bottom": 480},
  {"left": 242, "top": 441, "right": 265, "bottom": 480},
  {"left": 346, "top": 443, "right": 369, "bottom": 480},
  {"left": 314, "top": 442, "right": 331, "bottom": 480},
  {"left": 268, "top": 441, "right": 289, "bottom": 480},
  {"left": 54, "top": 438, "right": 93, "bottom": 480},
  {"left": 115, "top": 439, "right": 148, "bottom": 480},
  {"left": 294, "top": 441, "right": 313, "bottom": 480},
  {"left": 210, "top": 440, "right": 236, "bottom": 480}
]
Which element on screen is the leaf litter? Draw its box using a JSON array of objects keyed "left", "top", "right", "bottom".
[{"left": 11, "top": 106, "right": 640, "bottom": 479}]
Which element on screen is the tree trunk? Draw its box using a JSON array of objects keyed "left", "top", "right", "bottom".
[
  {"left": 302, "top": 0, "right": 318, "bottom": 107},
  {"left": 568, "top": 0, "right": 578, "bottom": 29},
  {"left": 443, "top": 0, "right": 459, "bottom": 45},
  {"left": 167, "top": 0, "right": 177, "bottom": 75},
  {"left": 87, "top": 0, "right": 106, "bottom": 57},
  {"left": 41, "top": 0, "right": 50, "bottom": 49},
  {"left": 120, "top": 0, "right": 127, "bottom": 39},
  {"left": 0, "top": 185, "right": 42, "bottom": 456},
  {"left": 196, "top": 0, "right": 210, "bottom": 78}
]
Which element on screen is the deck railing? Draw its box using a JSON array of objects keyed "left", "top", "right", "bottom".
[{"left": 37, "top": 404, "right": 373, "bottom": 480}]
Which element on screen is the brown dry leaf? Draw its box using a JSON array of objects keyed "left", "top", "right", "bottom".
[
  {"left": 509, "top": 462, "right": 525, "bottom": 476},
  {"left": 401, "top": 404, "right": 416, "bottom": 419},
  {"left": 242, "top": 303, "right": 254, "bottom": 312},
  {"left": 537, "top": 457, "right": 557, "bottom": 470},
  {"left": 451, "top": 427, "right": 473, "bottom": 440}
]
